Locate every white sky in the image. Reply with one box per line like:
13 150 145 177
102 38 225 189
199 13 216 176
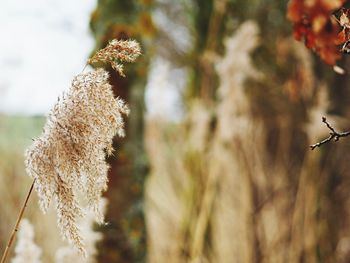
0 0 96 115
145 56 185 122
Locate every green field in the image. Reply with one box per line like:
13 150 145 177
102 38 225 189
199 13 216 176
0 115 45 151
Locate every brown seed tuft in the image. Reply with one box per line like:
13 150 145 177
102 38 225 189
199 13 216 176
25 68 129 254
88 39 141 77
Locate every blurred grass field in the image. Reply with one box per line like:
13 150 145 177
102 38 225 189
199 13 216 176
0 115 45 150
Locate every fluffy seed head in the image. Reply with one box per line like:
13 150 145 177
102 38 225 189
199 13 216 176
55 198 107 263
88 39 141 77
25 68 129 254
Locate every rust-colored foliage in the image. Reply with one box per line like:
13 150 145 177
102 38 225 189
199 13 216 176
287 0 348 65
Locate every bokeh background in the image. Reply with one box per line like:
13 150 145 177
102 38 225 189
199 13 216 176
2 0 350 262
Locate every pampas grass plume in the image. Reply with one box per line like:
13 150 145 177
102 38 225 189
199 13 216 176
24 39 140 255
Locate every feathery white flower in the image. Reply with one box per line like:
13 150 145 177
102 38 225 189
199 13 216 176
25 69 129 254
55 199 107 263
25 38 140 255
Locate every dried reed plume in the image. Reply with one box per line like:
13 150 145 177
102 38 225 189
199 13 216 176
11 219 42 263
55 198 107 263
24 39 140 255
88 39 141 77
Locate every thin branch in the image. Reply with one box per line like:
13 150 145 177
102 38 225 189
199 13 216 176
310 117 350 150
0 180 35 263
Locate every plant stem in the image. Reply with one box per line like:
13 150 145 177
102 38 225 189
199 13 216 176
310 117 350 150
0 180 35 263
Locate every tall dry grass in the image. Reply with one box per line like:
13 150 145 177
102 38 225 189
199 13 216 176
144 20 350 263
1 39 141 262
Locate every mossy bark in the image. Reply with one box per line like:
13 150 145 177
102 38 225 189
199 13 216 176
90 1 155 262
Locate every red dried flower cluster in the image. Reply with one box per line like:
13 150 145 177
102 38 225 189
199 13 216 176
338 8 350 47
287 0 348 65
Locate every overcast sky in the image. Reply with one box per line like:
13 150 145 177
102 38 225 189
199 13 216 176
0 0 96 115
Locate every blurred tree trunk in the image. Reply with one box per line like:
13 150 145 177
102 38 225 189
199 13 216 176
90 1 155 262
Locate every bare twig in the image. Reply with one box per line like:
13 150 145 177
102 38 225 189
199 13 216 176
0 180 35 263
310 117 350 150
